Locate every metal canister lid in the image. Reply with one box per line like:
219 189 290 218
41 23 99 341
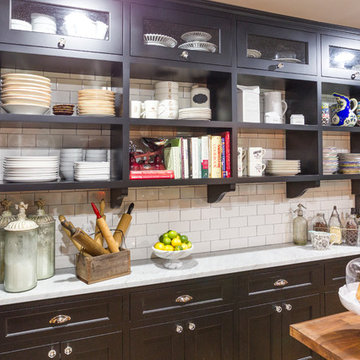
5 202 38 232
0 199 16 229
28 199 55 225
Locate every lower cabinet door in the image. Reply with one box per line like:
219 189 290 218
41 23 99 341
281 294 321 360
185 310 233 360
61 332 122 360
239 302 282 360
130 321 185 360
0 343 60 359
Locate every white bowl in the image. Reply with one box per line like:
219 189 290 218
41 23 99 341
2 103 49 115
152 245 194 269
339 283 360 315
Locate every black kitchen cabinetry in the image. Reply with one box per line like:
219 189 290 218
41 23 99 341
0 0 122 54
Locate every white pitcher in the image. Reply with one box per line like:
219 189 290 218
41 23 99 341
264 91 288 124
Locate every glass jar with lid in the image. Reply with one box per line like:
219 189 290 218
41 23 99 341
311 213 328 232
343 212 359 246
4 202 38 293
0 199 16 284
29 200 55 280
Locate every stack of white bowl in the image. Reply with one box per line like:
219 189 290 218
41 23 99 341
60 149 83 181
31 13 57 34
85 149 107 162
11 19 32 31
78 89 115 116
154 81 179 119
74 162 110 181
1 73 51 115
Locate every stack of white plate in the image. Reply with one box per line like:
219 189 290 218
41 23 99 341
11 19 32 31
60 149 83 181
3 156 59 182
323 147 339 175
85 149 107 162
179 31 217 53
1 73 51 115
78 89 115 116
74 162 110 181
31 13 57 34
154 81 179 101
178 107 211 120
266 159 301 176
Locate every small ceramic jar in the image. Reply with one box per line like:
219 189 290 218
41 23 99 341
309 230 332 250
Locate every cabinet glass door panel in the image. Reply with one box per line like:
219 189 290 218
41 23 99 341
131 3 232 66
238 22 317 75
0 0 122 54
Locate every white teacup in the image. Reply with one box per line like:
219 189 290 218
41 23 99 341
158 100 178 119
248 147 266 161
248 161 266 177
142 100 159 119
130 100 142 118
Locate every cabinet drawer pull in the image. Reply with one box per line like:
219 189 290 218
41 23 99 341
176 324 183 333
274 279 288 288
273 305 282 313
351 71 360 80
64 346 72 356
175 294 193 303
48 349 57 358
49 314 71 325
58 38 66 49
284 303 292 311
188 322 196 331
276 62 284 69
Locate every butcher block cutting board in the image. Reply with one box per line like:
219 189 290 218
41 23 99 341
290 311 360 360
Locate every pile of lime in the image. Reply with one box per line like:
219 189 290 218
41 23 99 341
154 230 192 251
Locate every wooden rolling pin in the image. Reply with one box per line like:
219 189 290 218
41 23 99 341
58 215 82 251
59 216 109 256
91 202 119 253
94 199 106 247
113 203 134 247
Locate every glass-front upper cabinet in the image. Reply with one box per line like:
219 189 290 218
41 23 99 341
130 3 232 66
322 35 360 80
0 0 122 54
237 22 317 75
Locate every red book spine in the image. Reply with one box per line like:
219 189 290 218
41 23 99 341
130 170 175 180
221 131 231 178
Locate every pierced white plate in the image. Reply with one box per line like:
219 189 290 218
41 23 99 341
144 33 177 48
4 176 58 182
181 31 212 42
247 49 262 58
178 41 217 53
272 57 302 63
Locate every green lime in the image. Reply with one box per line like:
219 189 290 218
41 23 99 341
187 241 192 248
168 230 178 239
180 235 188 243
163 237 172 246
174 245 183 251
159 234 164 242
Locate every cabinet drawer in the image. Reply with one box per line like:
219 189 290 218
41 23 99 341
0 295 123 345
130 278 233 321
238 264 323 303
324 256 357 288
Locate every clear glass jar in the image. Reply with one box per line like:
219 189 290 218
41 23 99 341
4 202 38 293
0 200 16 284
344 214 359 246
29 200 55 280
311 213 328 232
329 206 342 244
293 204 308 245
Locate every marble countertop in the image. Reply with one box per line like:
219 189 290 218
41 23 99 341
2 243 360 306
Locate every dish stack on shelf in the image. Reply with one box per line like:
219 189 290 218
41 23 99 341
179 107 211 120
60 149 83 181
323 147 339 175
3 156 59 182
179 85 211 121
1 73 51 115
53 104 74 116
144 34 177 48
338 153 360 174
266 159 301 176
11 19 32 31
77 89 115 117
247 49 262 58
85 149 107 162
31 13 57 34
179 31 217 53
74 161 110 181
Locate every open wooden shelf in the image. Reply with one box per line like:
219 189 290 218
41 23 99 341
129 118 233 128
237 123 318 131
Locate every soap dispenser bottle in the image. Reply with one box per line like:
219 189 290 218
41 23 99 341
293 204 308 245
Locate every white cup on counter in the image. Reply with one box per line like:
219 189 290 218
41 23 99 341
158 99 178 119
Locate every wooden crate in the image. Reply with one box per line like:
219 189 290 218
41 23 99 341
76 249 131 284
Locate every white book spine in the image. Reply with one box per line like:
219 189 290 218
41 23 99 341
183 139 189 179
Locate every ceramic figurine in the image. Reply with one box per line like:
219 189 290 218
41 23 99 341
331 93 358 127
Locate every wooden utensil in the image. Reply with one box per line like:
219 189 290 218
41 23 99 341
58 215 82 251
91 202 119 253
94 199 106 247
113 203 134 247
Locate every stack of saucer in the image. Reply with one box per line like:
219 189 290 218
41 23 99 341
85 149 107 162
74 162 110 181
60 149 83 180
323 147 339 175
78 89 115 116
53 104 74 116
11 19 32 31
266 159 301 176
338 153 360 174
178 107 211 120
31 13 57 34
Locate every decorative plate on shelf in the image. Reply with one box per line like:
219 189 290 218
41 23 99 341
144 33 177 48
271 57 302 63
181 31 212 42
178 41 217 53
247 49 262 58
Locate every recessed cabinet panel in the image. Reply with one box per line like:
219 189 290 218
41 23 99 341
237 22 317 75
322 35 360 80
130 3 232 66
0 343 60 359
0 0 122 54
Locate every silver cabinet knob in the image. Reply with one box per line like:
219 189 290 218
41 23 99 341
276 62 284 69
176 324 183 333
180 51 189 60
48 349 57 359
64 346 72 356
284 303 292 311
188 322 196 331
351 71 360 80
58 38 66 49
175 294 193 303
273 305 282 313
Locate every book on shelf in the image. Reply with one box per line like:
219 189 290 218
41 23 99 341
200 135 209 178
210 135 222 178
130 170 175 180
221 131 231 178
164 138 182 179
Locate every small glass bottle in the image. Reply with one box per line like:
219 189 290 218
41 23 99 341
329 206 342 244
0 200 16 284
29 200 55 280
344 212 359 246
311 213 328 232
293 204 308 245
4 202 39 293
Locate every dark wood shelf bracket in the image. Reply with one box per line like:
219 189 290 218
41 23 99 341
351 180 360 212
207 183 236 203
110 188 128 208
286 181 320 198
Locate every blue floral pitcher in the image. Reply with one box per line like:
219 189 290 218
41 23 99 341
331 93 358 127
